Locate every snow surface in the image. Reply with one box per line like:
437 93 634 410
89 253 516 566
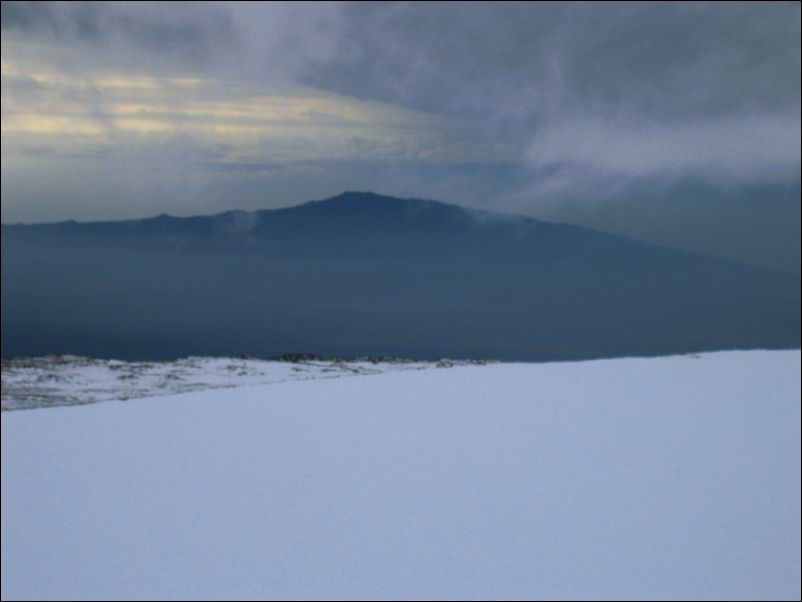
2 350 800 601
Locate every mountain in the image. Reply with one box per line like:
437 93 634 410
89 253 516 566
2 191 799 360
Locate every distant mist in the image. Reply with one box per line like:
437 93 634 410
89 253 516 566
3 193 799 361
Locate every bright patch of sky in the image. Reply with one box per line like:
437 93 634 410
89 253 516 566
1 53 515 168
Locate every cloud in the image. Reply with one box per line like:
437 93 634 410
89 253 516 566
1 1 238 70
311 3 800 116
526 111 802 181
302 2 800 184
0 1 345 88
0 62 511 166
5 2 798 178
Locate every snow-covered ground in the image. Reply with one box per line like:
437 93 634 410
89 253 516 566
2 350 800 600
1 355 473 411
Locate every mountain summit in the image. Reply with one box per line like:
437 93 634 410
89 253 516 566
2 192 799 360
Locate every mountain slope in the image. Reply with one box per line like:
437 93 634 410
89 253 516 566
2 192 799 360
3 351 800 600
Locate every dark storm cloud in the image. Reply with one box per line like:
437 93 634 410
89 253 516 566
306 3 799 120
299 2 800 180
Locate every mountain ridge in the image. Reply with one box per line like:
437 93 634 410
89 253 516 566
2 190 530 226
0 191 771 271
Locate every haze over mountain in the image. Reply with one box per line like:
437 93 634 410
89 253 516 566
2 192 799 361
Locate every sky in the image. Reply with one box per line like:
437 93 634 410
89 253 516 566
1 1 800 271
